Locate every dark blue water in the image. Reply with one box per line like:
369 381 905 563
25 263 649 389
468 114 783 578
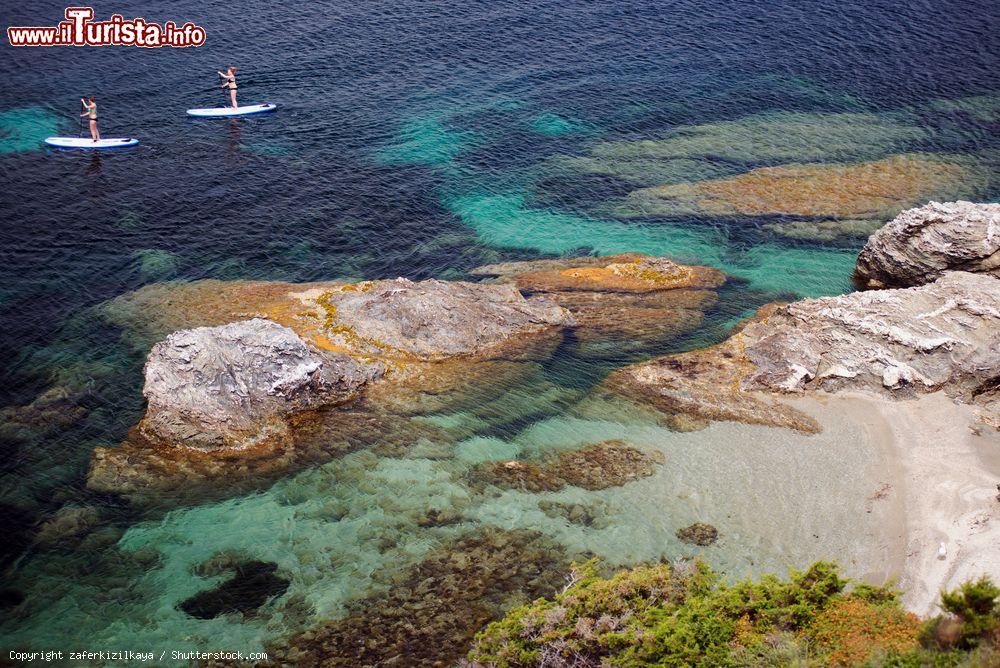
1 0 998 660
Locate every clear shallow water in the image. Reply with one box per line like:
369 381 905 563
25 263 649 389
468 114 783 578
1 0 998 661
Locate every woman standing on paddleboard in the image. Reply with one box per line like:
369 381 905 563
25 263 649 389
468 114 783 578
218 67 238 108
80 96 99 142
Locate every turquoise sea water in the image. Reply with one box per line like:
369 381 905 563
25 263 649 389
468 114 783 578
1 0 999 662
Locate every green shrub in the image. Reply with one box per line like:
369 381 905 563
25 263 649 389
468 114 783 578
920 576 1000 652
466 563 1000 668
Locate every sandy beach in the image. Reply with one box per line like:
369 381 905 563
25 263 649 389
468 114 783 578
815 392 1000 615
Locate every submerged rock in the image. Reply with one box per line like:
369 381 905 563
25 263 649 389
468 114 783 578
855 201 1000 289
508 254 722 294
607 272 1000 430
473 254 725 350
274 529 570 667
179 560 289 619
33 505 101 548
617 154 977 219
550 111 931 187
87 402 453 507
0 385 88 438
538 500 611 529
676 522 719 546
472 440 664 492
764 218 885 243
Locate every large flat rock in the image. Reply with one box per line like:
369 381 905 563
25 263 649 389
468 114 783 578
607 272 1000 431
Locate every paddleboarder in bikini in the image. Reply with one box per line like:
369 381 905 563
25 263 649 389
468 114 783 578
80 96 100 141
218 67 238 108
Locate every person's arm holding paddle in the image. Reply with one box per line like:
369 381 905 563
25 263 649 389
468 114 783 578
79 97 99 141
218 67 238 108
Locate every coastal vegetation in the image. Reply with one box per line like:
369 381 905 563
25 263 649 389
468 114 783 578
466 561 1000 667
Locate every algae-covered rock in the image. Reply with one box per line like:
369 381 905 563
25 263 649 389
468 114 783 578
32 506 101 548
473 254 725 350
472 440 664 492
0 385 88 438
855 201 1000 289
179 560 289 619
676 522 719 546
538 500 611 528
764 218 885 242
276 529 570 667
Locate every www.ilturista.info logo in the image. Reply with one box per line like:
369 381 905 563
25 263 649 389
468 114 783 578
7 7 206 47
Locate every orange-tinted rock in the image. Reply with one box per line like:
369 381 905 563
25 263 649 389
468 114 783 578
512 254 724 293
474 254 726 349
91 277 571 506
620 155 974 219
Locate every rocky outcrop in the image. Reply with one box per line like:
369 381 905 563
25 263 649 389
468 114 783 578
607 272 1000 431
855 201 1000 289
139 319 380 452
85 257 730 505
103 277 571 362
88 277 575 504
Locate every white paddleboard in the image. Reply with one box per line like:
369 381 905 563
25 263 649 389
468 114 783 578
186 103 277 117
44 137 139 149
